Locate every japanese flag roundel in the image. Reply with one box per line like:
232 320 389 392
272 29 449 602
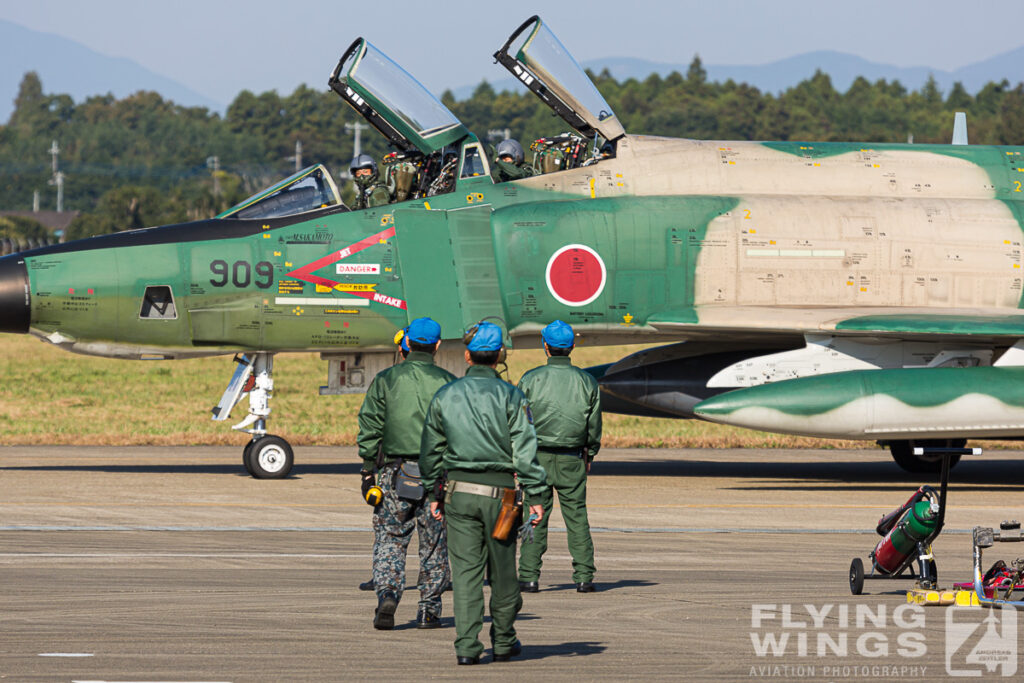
545 244 607 307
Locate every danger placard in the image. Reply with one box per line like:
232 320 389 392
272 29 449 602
336 263 380 275
545 244 607 307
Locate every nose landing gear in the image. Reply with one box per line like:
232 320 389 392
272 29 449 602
213 353 294 479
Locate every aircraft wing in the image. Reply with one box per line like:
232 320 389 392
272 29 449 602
649 306 1024 342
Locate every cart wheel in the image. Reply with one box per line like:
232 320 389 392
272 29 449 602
850 558 865 595
927 559 938 586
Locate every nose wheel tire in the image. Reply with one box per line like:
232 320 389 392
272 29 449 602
245 435 294 479
242 439 256 476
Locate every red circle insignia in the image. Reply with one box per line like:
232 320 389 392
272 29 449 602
545 244 607 307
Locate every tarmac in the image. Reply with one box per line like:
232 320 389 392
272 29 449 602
2 445 1024 681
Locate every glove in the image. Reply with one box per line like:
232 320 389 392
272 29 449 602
433 479 446 514
519 512 539 544
360 471 376 499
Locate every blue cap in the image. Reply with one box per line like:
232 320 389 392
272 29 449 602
466 321 504 352
407 317 441 345
542 320 575 348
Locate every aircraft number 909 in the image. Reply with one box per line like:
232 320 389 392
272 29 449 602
209 260 274 289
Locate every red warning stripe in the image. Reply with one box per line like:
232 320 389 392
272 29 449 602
285 226 407 310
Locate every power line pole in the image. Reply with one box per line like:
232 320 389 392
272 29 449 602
345 121 369 159
286 140 302 172
206 156 221 197
52 172 64 213
48 140 65 212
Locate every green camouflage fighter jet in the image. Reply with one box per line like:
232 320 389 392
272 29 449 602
3 16 1024 477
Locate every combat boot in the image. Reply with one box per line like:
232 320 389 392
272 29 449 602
416 608 441 629
373 591 398 630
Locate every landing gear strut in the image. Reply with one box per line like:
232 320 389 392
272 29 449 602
212 353 294 479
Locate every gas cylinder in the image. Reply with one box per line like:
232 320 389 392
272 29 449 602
872 500 939 574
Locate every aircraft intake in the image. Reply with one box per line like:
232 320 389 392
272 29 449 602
0 255 30 334
694 366 1024 441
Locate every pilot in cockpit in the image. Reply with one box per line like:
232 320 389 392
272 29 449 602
490 139 536 183
350 154 393 210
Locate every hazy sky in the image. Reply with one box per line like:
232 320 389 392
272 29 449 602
3 0 1023 102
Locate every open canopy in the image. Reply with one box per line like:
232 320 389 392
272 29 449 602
494 16 625 143
216 164 342 220
329 39 468 155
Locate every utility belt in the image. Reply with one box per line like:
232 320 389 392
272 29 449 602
541 446 586 458
381 455 418 469
444 480 510 502
444 480 523 541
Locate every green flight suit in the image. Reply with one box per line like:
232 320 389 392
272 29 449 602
516 355 602 584
420 365 547 659
357 351 456 613
490 158 536 183
357 351 456 468
353 180 391 210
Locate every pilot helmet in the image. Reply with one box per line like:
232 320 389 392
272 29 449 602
495 139 525 167
350 154 378 184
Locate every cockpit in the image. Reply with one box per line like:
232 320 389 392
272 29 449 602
217 16 623 220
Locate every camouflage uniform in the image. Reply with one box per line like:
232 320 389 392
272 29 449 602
372 464 449 614
358 348 456 621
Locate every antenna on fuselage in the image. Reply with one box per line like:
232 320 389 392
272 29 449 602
951 112 969 145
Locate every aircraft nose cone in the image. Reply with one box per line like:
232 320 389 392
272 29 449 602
0 255 30 334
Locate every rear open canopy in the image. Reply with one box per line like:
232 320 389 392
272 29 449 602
494 16 625 143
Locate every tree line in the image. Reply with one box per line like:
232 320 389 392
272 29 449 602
2 58 1024 241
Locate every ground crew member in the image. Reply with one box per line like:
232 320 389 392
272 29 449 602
357 317 455 630
420 321 547 665
350 154 391 210
517 320 601 593
358 331 411 593
490 139 535 183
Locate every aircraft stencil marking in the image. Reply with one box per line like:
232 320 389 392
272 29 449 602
286 227 407 310
336 264 380 275
545 244 607 306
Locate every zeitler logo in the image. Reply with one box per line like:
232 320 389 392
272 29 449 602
945 605 1017 677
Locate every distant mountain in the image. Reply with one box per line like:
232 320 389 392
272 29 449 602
590 50 1024 95
0 20 224 124
454 48 1024 100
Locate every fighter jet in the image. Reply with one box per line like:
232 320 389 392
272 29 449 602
2 15 1023 477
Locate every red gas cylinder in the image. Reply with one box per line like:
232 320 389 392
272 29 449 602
872 499 940 574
